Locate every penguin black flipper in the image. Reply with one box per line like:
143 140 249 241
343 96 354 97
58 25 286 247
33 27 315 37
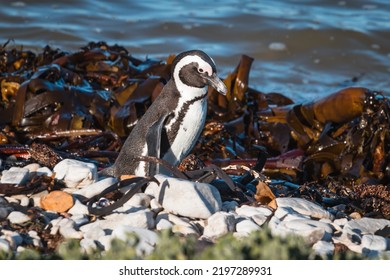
146 112 171 176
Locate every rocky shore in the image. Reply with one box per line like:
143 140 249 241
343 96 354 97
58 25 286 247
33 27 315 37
0 158 389 259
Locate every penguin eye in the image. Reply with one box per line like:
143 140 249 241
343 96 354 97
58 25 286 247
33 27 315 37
198 68 204 73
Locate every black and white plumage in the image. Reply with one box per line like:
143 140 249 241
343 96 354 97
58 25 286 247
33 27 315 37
101 50 227 177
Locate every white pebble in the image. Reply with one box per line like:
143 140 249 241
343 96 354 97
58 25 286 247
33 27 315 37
73 177 117 199
1 167 29 185
7 211 30 224
54 159 97 188
203 211 235 239
235 218 261 235
146 174 222 219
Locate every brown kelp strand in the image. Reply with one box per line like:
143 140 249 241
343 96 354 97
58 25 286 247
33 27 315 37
0 41 389 219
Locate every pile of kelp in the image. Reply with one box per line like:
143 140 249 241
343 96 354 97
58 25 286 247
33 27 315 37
0 41 389 219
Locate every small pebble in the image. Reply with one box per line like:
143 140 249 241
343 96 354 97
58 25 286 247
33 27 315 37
54 159 97 188
7 211 31 224
1 167 29 185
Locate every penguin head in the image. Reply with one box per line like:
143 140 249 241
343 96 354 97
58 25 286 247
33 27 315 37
171 50 227 95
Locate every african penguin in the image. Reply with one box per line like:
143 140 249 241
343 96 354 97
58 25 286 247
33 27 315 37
101 50 227 177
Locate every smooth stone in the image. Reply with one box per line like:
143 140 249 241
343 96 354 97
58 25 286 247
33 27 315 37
68 199 89 216
84 226 106 240
312 240 334 256
80 238 97 254
1 167 29 185
203 211 236 239
251 214 268 226
0 198 12 219
271 218 329 244
99 209 155 230
50 217 63 235
24 163 40 172
235 218 261 235
274 205 311 221
111 226 158 256
7 211 30 224
145 174 222 219
236 205 273 217
172 224 200 236
40 190 74 212
20 196 30 207
343 217 390 237
222 201 239 212
97 235 114 251
58 218 83 239
156 219 173 231
53 159 97 188
70 214 89 227
333 218 348 227
361 235 389 252
123 193 151 208
36 167 53 177
72 177 117 199
276 197 334 220
0 238 10 252
156 212 191 227
27 230 43 248
31 191 48 207
150 198 163 213
2 230 23 248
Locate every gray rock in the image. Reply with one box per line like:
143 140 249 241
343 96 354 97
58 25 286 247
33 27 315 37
146 174 222 219
20 196 30 207
104 209 155 229
68 199 89 216
54 159 97 188
150 198 163 213
313 241 334 256
172 224 200 236
80 238 97 254
0 238 11 252
1 230 23 249
30 191 48 207
36 167 53 177
84 226 106 240
123 193 151 208
1 167 29 185
70 214 89 227
343 217 390 236
222 201 239 212
361 235 389 252
271 218 332 243
111 226 158 256
73 177 117 199
276 197 334 220
58 218 84 239
7 211 31 224
97 235 114 251
235 218 261 235
156 218 173 231
27 230 43 248
203 211 235 239
236 205 273 217
0 197 12 219
24 163 40 172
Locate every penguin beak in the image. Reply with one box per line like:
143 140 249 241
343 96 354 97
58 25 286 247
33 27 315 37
204 73 227 95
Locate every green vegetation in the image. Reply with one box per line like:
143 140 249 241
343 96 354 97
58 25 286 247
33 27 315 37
0 228 366 260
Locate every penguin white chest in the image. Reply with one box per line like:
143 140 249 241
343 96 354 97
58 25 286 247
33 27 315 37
164 98 207 165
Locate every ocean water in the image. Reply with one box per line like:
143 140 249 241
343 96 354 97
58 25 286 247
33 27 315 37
0 0 389 101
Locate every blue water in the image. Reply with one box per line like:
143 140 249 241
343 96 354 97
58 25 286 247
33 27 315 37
0 0 389 101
